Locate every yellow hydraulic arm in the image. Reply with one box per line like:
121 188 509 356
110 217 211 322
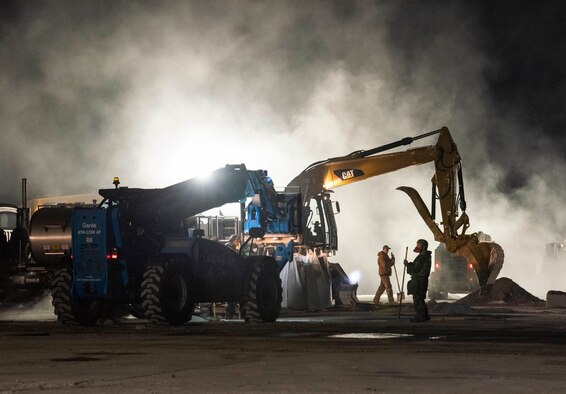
287 127 504 293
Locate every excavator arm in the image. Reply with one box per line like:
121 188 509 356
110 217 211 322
288 127 503 293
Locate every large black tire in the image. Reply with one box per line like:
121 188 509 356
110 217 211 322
241 256 282 323
140 261 194 325
51 268 103 326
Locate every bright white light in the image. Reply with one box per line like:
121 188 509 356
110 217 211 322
349 270 362 284
201 203 241 217
195 169 214 182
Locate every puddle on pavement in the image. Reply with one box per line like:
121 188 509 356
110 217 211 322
277 318 325 323
329 333 414 339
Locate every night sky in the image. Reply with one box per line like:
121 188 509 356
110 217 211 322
1 1 565 296
480 1 566 189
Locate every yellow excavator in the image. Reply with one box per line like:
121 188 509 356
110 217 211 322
287 127 504 294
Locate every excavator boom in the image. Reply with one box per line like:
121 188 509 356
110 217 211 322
288 129 443 201
289 146 437 201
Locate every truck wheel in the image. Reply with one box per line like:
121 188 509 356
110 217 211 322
141 262 194 325
241 256 282 323
51 268 103 326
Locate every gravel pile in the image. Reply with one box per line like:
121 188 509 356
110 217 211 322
456 277 545 306
427 300 475 315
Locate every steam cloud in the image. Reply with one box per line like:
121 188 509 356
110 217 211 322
1 1 564 298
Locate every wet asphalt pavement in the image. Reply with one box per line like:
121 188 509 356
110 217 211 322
1 298 565 393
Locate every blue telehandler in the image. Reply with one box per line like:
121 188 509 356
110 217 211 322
29 165 289 325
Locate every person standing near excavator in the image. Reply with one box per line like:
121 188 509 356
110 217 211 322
404 239 432 322
373 245 396 305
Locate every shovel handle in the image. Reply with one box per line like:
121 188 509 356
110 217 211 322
400 246 408 291
398 246 409 320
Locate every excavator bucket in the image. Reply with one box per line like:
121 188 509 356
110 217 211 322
455 241 505 294
397 186 505 294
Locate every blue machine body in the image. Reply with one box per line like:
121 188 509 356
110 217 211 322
71 207 127 300
242 171 301 272
71 208 108 299
243 170 300 236
274 241 295 271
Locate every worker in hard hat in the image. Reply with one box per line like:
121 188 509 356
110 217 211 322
224 234 241 319
373 245 396 305
404 239 432 322
226 234 240 250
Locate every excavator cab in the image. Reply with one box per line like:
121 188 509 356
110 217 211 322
302 194 338 250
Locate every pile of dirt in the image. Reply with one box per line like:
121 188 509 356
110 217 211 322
427 300 475 315
456 277 545 306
